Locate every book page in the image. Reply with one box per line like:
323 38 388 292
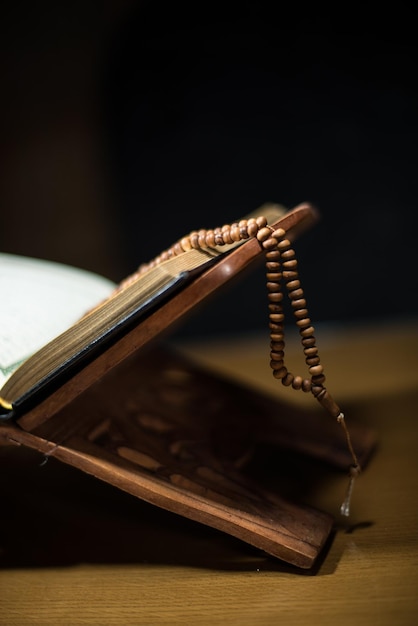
0 254 115 387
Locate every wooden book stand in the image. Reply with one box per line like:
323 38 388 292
0 203 376 568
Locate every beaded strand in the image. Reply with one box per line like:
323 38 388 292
138 216 329 399
138 215 360 515
138 216 332 404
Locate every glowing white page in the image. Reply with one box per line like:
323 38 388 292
0 253 115 387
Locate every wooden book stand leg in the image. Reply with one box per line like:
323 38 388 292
0 346 376 569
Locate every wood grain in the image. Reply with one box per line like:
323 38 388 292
2 346 344 569
1 319 417 625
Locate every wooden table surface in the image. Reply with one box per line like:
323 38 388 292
1 318 417 625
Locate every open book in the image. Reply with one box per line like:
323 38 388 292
0 203 375 568
0 202 315 422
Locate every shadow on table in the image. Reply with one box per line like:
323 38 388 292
0 404 374 577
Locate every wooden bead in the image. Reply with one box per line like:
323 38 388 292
292 375 303 390
247 219 258 237
302 379 312 392
304 346 318 357
262 237 279 250
268 292 284 302
296 318 311 328
294 308 309 319
282 259 298 270
269 313 285 323
180 236 192 251
211 228 223 245
221 225 233 245
269 322 283 331
311 385 324 398
272 228 286 240
205 230 216 247
277 238 291 251
286 279 300 291
265 250 281 261
268 303 283 312
289 288 304 300
302 336 316 347
282 372 294 386
281 249 295 260
291 298 307 309
230 223 241 242
272 366 287 379
283 270 298 281
309 364 324 377
306 356 320 366
256 216 268 228
270 350 284 361
198 230 208 247
266 272 282 282
239 220 249 238
312 373 326 385
300 326 315 338
266 281 281 292
270 333 285 342
266 261 281 271
173 242 184 255
270 341 285 351
257 227 273 242
189 232 199 248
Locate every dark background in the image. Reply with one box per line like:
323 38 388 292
1 1 417 338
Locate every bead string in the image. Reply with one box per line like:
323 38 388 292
138 215 360 516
